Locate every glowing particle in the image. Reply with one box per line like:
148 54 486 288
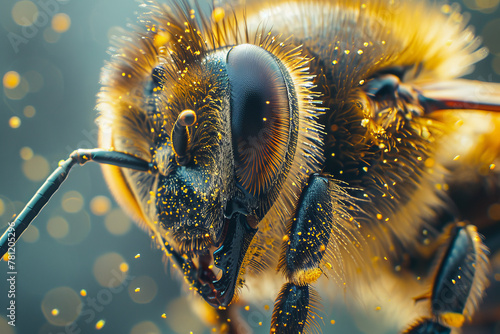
344 50 350 54
51 309 59 316
9 116 21 129
453 155 460 161
332 60 338 65
2 253 9 262
259 322 262 326
52 13 71 33
135 287 141 292
3 71 20 89
244 305 250 311
95 319 105 330
330 320 336 325
490 164 496 170
264 305 270 311
80 289 87 297
375 306 381 311
357 49 363 55
282 235 289 242
135 253 141 259
119 262 129 272
161 313 167 318
212 7 225 22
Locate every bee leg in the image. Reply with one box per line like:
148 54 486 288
403 224 489 334
271 174 339 333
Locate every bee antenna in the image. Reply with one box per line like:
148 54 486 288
171 109 197 165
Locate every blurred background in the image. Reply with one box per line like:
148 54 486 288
0 1 499 333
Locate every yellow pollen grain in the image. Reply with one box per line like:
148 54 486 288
375 306 381 311
135 254 141 259
330 320 336 325
453 155 460 161
376 214 382 220
80 289 87 297
51 308 59 316
161 313 167 318
135 287 141 292
440 312 465 327
95 319 105 330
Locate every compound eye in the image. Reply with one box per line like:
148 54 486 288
227 44 290 196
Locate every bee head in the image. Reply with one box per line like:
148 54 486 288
98 3 323 306
152 43 301 255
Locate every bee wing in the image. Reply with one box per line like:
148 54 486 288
419 79 500 113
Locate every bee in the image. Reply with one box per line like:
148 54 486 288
2 0 500 333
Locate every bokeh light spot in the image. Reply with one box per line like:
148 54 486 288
80 289 87 297
55 210 91 245
4 77 29 100
90 195 111 216
0 316 15 334
130 321 161 334
482 18 500 55
47 216 69 239
52 13 71 33
93 252 127 288
20 146 33 160
43 27 60 43
3 71 20 89
12 1 38 26
62 190 84 213
9 116 21 129
21 225 39 243
128 276 157 304
41 287 82 326
165 298 205 333
493 56 500 75
23 105 36 118
24 70 44 92
22 155 50 181
104 208 132 235
488 203 500 220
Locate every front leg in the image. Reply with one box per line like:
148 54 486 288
271 174 361 333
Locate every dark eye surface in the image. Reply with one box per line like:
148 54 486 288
227 44 291 196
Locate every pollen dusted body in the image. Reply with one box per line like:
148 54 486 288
93 0 499 333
